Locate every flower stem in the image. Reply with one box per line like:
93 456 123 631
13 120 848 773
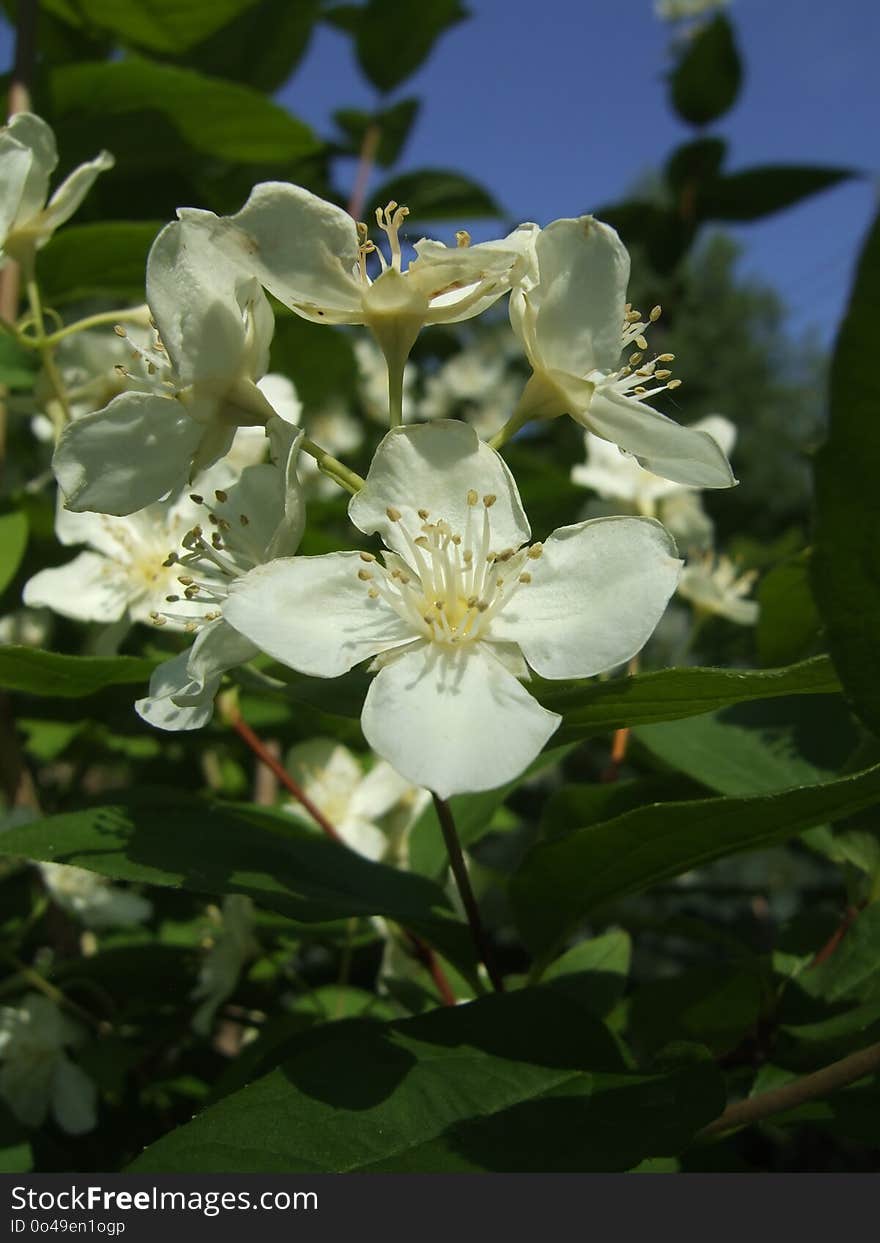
346 122 381 221
387 354 406 429
24 264 71 433
698 1040 880 1139
432 793 505 993
228 706 457 1007
488 406 530 451
42 305 150 348
298 435 365 495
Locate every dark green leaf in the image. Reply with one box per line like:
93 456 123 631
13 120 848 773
0 510 28 596
128 989 724 1172
665 137 727 193
634 695 857 796
49 59 318 165
268 314 357 409
165 0 319 94
39 0 259 53
334 97 420 168
700 166 854 222
38 222 160 304
757 553 822 667
630 966 763 1057
669 15 742 126
0 334 38 390
369 169 499 222
534 655 839 743
799 906 880 1005
355 0 467 94
0 793 474 972
511 763 880 955
540 776 703 840
0 648 154 697
543 930 632 1018
813 210 880 737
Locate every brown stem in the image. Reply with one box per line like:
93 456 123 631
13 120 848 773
599 655 640 783
810 903 863 968
346 122 381 221
432 792 505 993
229 709 456 1006
699 1041 880 1139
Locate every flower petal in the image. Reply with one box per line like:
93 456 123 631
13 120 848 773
349 421 529 556
362 644 560 798
23 551 129 623
5 113 57 225
490 516 681 679
53 393 203 515
224 553 414 677
587 388 737 488
146 220 258 386
0 131 33 244
39 150 114 239
348 760 414 823
135 650 219 733
179 182 363 320
51 1055 97 1135
527 216 629 377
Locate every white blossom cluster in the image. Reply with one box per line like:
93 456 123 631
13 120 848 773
5 113 742 802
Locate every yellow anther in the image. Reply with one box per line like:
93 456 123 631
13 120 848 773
649 305 662 321
519 572 532 584
359 551 376 562
456 230 471 248
189 493 204 505
467 489 479 506
368 588 379 599
239 514 249 526
655 369 672 380
657 353 675 362
629 352 643 365
418 508 430 519
528 543 543 559
636 335 648 351
177 575 194 586
357 569 373 581
483 494 497 508
113 324 127 337
386 506 401 522
667 378 682 390
215 489 228 503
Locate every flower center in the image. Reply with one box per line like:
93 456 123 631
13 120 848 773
356 489 543 648
599 303 682 402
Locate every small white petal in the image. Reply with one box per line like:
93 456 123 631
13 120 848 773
53 393 204 515
361 644 560 799
5 113 57 225
0 132 34 244
587 388 737 489
491 516 681 679
39 150 114 239
348 760 414 824
51 1056 97 1135
23 551 129 623
225 553 414 677
349 421 529 556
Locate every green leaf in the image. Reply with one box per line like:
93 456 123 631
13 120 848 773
37 222 160 304
540 776 703 840
49 59 318 165
268 314 357 409
334 98 420 168
543 930 632 1019
369 169 500 222
0 510 28 597
165 0 319 94
813 210 880 737
39 0 260 53
0 793 475 973
511 763 880 956
629 966 763 1057
757 553 822 667
669 15 742 126
798 906 880 1005
634 695 857 796
128 989 724 1172
700 166 854 222
354 0 467 94
534 655 839 743
0 334 38 390
0 648 154 697
665 136 727 193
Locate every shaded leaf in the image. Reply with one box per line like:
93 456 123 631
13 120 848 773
369 169 499 222
700 165 854 222
355 0 467 94
334 97 420 168
757 553 822 667
0 335 38 391
511 763 880 955
38 0 259 54
128 989 724 1172
813 210 880 737
38 222 160 304
0 510 28 596
543 930 632 1018
669 15 742 126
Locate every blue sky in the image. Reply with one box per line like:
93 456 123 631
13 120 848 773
284 0 878 345
1 0 876 344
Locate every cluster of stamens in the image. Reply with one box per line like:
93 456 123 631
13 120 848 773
357 201 411 282
112 320 176 389
355 489 543 647
149 489 262 632
607 303 681 403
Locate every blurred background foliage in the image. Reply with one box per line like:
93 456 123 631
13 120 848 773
0 0 879 1176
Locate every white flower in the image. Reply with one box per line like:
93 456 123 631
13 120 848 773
191 896 257 1036
135 417 304 731
418 328 523 439
53 219 283 516
38 862 152 929
180 184 536 422
0 994 96 1134
0 606 51 647
655 0 729 22
284 739 428 863
677 551 759 625
508 216 736 488
0 113 113 265
23 490 208 628
224 421 681 798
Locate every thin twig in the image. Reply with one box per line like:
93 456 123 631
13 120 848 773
229 708 457 1006
699 1041 880 1139
432 792 505 993
346 122 381 221
810 903 862 968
